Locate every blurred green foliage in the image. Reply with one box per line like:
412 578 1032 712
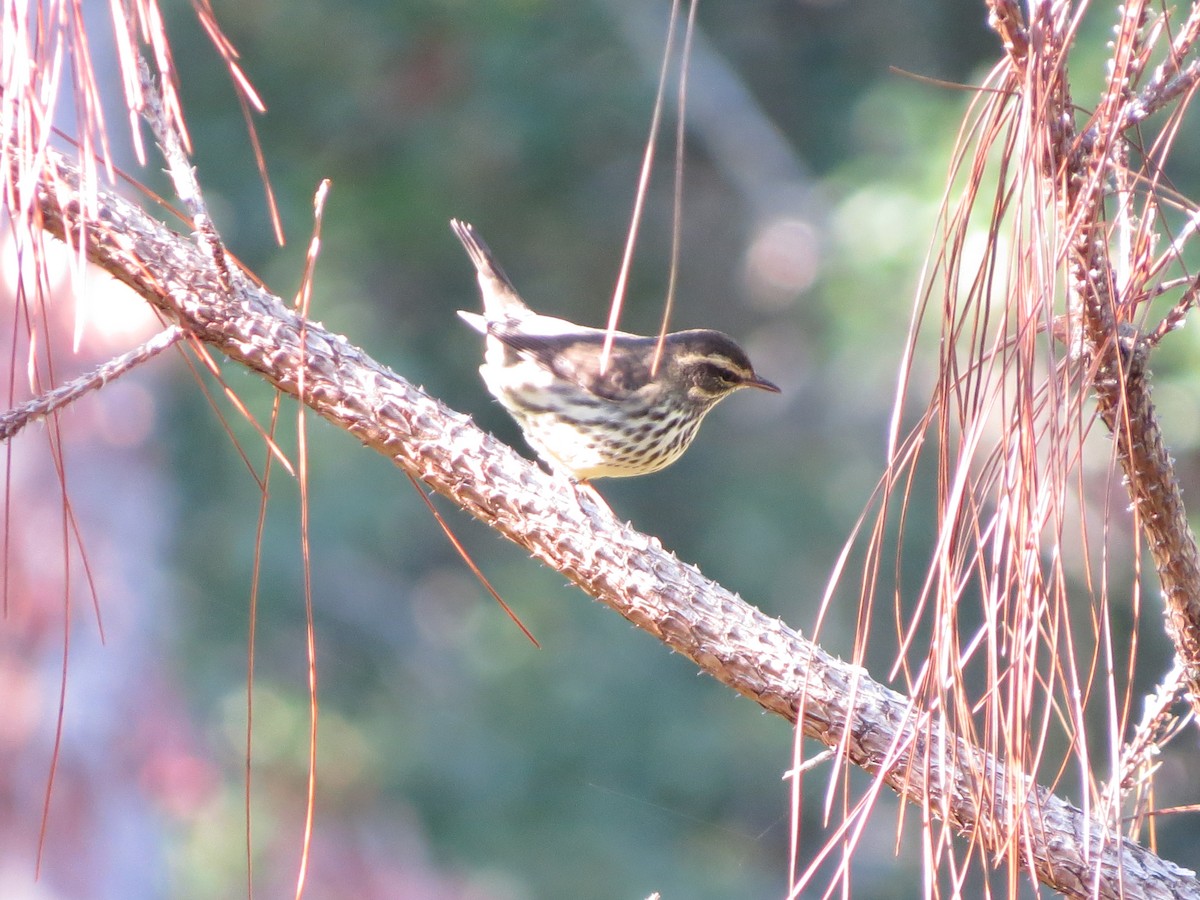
146 2 1199 898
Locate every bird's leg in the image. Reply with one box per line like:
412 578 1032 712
567 474 612 516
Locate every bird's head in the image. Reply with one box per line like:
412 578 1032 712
664 330 780 406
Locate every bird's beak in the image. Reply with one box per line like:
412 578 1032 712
745 374 781 393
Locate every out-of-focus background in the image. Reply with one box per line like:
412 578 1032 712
10 2 1194 898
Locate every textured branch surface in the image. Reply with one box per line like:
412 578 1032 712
1094 331 1200 709
19 147 1200 898
0 325 183 441
993 2 1200 712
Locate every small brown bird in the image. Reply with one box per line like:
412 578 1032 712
452 219 779 480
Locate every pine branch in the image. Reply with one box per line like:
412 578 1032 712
988 0 1200 715
15 141 1199 900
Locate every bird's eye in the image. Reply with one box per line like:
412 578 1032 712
699 362 735 384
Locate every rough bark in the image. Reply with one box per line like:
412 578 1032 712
13 143 1199 899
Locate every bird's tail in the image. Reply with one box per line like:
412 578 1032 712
450 219 530 320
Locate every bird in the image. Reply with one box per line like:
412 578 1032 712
451 218 780 480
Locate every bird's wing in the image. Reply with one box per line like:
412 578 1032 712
457 310 488 334
488 327 654 401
